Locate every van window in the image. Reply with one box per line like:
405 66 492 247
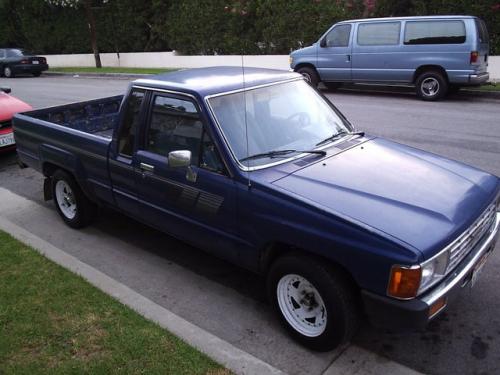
474 19 489 44
404 20 466 45
324 24 351 47
357 22 400 45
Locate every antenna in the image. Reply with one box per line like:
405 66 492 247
241 54 251 188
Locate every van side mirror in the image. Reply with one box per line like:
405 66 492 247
319 39 327 48
1 87 11 94
168 150 192 168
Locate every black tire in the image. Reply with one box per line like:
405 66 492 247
52 169 96 228
3 66 14 78
415 70 448 101
324 82 343 91
296 66 319 87
33 72 42 77
267 254 360 351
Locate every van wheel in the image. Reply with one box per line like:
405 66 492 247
415 71 448 101
296 67 319 87
267 254 360 351
52 170 96 228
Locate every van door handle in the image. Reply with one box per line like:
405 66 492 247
347 54 351 62
140 163 155 173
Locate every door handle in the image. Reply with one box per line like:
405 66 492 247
347 54 351 62
140 162 155 173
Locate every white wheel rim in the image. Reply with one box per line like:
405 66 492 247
5 67 11 77
421 77 440 96
277 274 327 337
300 72 312 83
55 180 77 220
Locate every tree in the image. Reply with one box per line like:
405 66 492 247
46 0 107 67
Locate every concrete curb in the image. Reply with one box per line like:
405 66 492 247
0 214 284 375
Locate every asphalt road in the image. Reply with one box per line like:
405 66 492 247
1 75 499 375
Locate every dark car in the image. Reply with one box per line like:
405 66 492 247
0 48 49 78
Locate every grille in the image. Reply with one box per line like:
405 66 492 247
446 203 497 272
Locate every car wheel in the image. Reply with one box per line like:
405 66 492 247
33 72 42 77
324 82 343 91
267 254 360 351
296 66 319 87
52 169 96 228
415 70 448 101
3 66 14 78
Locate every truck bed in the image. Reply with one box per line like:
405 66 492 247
26 95 123 139
13 95 124 206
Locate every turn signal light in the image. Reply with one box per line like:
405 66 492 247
387 265 421 299
428 297 447 318
470 51 479 64
20 60 29 64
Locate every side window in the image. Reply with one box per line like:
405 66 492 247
324 24 351 47
357 22 401 45
0 50 5 59
118 89 145 157
200 131 225 174
404 21 466 45
146 95 203 165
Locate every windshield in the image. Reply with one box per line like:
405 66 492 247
208 80 350 168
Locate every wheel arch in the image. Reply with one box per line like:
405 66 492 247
294 62 318 73
413 65 448 83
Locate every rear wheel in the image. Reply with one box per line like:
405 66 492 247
296 66 319 87
3 66 14 78
415 70 448 101
267 254 360 351
52 170 96 228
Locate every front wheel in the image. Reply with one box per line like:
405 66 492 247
52 170 96 228
267 254 360 351
415 71 448 101
296 66 319 87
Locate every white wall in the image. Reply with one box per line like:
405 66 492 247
46 52 290 71
45 51 500 80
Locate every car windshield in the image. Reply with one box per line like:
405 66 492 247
208 80 350 168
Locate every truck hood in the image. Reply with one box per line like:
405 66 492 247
291 44 316 57
273 137 499 257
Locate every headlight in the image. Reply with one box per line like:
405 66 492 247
388 250 450 299
418 250 449 294
289 56 293 66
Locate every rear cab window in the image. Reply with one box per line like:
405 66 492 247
357 22 401 45
404 20 466 45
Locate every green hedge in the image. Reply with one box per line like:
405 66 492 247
1 0 499 56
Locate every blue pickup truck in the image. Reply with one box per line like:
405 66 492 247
13 67 500 351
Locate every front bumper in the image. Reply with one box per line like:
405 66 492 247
363 211 500 330
468 72 489 85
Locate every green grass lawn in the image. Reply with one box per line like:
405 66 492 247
0 230 227 375
463 83 500 92
49 67 178 75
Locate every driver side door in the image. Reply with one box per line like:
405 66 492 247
134 91 240 262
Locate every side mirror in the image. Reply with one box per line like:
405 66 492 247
168 150 192 168
1 87 11 94
319 39 327 48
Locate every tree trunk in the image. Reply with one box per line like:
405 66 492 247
84 0 101 68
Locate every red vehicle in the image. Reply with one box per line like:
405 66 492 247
0 87 32 152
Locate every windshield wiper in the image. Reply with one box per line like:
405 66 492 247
315 130 364 147
239 149 326 162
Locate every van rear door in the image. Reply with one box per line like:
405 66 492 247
473 18 489 74
316 23 352 82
